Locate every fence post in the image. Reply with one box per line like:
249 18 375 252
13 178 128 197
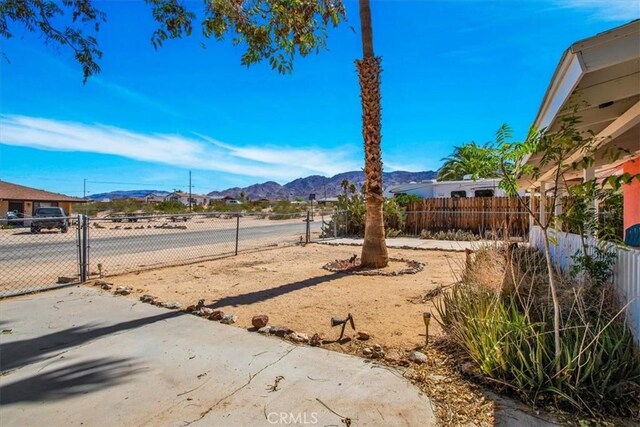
77 214 83 281
333 210 337 238
235 214 240 256
81 215 89 282
306 210 311 244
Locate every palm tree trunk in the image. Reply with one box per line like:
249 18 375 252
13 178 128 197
357 0 388 268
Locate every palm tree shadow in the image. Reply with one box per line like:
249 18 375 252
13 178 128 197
0 357 141 405
0 311 182 372
207 272 345 309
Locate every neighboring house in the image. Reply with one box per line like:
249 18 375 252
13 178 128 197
165 192 210 206
0 180 87 217
226 199 242 205
521 20 640 342
145 193 167 204
387 178 517 199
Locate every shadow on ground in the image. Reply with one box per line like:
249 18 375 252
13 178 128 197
0 311 182 372
208 272 345 309
1 357 142 405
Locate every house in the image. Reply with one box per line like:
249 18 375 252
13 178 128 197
144 193 167 204
521 20 640 342
165 191 210 206
0 180 87 217
387 178 516 199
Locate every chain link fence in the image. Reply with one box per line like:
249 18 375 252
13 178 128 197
1 212 324 297
1 208 530 297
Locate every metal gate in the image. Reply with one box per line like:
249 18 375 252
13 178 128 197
0 215 85 297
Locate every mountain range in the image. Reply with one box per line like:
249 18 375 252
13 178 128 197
206 170 437 200
88 171 437 201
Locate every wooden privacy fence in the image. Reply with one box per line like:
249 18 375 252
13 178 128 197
401 197 531 237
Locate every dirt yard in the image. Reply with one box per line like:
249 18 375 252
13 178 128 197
105 244 464 350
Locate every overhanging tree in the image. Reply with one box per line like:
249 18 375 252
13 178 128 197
2 0 389 267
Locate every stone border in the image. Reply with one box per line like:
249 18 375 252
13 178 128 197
322 257 425 276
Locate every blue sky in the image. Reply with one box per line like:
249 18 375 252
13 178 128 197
1 0 638 197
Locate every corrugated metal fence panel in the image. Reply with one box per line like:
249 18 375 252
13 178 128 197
530 225 640 345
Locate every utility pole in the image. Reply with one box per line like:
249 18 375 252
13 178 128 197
189 170 192 212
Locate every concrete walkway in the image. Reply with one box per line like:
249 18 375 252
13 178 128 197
318 237 491 251
0 287 435 426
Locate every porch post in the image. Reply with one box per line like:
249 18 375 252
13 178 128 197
528 188 536 231
554 182 565 231
583 166 598 237
539 182 548 227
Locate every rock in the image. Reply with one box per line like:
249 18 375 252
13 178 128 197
373 344 382 352
220 314 237 324
101 283 113 290
251 315 269 329
140 294 158 304
114 286 131 295
197 307 214 316
271 326 293 337
288 332 309 343
196 299 206 309
460 362 477 376
95 280 113 287
57 276 78 284
409 351 428 364
309 333 322 347
257 326 272 334
363 348 373 356
356 331 370 340
209 310 224 321
161 301 181 309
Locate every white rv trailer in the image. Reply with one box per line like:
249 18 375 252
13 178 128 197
386 177 518 199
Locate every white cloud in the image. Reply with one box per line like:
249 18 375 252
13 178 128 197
0 115 361 181
555 0 640 21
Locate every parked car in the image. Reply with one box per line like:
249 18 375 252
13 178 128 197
31 207 69 233
5 210 28 226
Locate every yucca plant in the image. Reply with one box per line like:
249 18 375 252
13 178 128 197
436 246 640 417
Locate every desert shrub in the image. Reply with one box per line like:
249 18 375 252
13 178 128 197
155 200 187 214
394 193 422 207
435 245 640 417
321 180 404 237
420 229 481 241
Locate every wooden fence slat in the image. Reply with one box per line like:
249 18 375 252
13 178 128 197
404 196 530 237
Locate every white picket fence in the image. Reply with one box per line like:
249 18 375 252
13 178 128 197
530 226 640 344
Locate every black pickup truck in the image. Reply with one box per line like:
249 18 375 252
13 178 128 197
31 207 69 233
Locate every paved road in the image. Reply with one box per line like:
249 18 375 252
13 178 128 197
0 287 436 426
1 221 323 263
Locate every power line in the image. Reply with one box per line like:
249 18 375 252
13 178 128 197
86 180 202 188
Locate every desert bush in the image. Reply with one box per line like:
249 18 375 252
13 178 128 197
321 180 404 237
394 193 422 207
420 229 481 241
154 200 188 214
436 245 640 417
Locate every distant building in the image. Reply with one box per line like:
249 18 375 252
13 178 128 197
0 180 87 216
144 193 167 204
387 178 521 199
165 191 210 206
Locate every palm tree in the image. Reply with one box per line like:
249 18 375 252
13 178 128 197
437 141 501 181
357 0 388 268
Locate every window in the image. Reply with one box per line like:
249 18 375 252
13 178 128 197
474 189 494 197
451 191 466 198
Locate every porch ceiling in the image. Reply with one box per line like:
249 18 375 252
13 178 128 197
520 20 640 189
